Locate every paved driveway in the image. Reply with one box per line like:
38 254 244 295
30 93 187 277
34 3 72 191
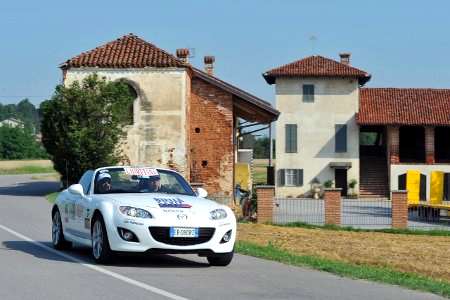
0 175 444 300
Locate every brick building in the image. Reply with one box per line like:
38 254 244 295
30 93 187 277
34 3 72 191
61 34 279 200
264 54 450 200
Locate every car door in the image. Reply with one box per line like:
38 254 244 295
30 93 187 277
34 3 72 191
73 170 94 240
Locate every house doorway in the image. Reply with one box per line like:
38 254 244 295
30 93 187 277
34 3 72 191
335 169 347 196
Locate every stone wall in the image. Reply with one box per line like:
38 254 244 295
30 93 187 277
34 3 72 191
64 68 189 175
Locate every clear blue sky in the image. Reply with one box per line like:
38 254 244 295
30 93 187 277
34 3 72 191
1 0 450 106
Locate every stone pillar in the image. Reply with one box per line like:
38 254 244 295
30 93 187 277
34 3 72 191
425 126 435 164
391 190 408 229
256 186 275 224
324 188 342 225
388 126 400 164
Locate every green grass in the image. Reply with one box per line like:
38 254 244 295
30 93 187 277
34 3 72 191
236 240 450 298
0 165 56 175
46 192 59 204
271 221 450 237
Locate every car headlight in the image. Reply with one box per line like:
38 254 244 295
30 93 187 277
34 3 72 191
210 208 227 220
119 206 153 219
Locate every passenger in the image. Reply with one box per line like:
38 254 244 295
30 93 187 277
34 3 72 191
96 172 112 194
139 175 161 192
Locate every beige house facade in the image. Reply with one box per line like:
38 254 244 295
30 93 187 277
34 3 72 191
274 76 361 197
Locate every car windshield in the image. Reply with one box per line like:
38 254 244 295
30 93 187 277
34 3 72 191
93 167 195 196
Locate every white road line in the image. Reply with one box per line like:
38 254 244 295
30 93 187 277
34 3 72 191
0 223 189 300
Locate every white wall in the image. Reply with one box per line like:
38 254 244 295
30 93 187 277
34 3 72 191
64 68 189 175
275 77 360 197
390 164 450 200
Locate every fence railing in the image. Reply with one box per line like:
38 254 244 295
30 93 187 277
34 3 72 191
258 186 450 231
341 198 391 229
408 204 450 230
273 198 324 225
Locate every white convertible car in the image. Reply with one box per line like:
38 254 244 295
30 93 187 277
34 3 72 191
51 166 236 266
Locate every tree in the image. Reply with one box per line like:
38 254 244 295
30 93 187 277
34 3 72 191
40 74 134 186
0 126 47 159
252 137 269 158
0 99 40 132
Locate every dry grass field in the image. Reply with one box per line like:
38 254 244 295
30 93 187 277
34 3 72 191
0 160 55 174
238 223 450 282
0 160 53 169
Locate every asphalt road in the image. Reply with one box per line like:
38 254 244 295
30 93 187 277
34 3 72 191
0 174 444 300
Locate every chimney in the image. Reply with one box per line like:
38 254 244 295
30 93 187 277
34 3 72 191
339 52 351 65
204 56 215 76
176 48 190 63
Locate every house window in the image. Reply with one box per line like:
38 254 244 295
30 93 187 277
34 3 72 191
277 169 303 186
285 124 297 153
303 84 315 102
335 124 347 152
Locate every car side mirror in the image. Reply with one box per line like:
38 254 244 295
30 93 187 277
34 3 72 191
196 187 208 198
68 184 84 196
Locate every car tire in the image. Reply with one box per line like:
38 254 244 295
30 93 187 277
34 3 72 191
207 251 234 266
51 209 72 250
91 214 113 264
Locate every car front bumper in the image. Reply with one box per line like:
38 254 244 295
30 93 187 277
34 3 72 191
105 214 236 254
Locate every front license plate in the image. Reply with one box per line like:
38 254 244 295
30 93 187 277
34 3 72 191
170 227 199 238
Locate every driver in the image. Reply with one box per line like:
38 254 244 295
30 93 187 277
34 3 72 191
139 175 161 192
96 172 112 194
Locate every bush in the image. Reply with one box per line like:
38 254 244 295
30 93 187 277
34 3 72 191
40 74 134 186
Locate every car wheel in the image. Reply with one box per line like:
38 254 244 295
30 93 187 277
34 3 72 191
207 251 234 266
52 209 72 250
91 215 113 264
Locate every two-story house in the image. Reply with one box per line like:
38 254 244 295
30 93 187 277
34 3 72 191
264 54 369 197
265 54 450 200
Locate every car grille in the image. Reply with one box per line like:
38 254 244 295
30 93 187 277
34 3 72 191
149 227 215 246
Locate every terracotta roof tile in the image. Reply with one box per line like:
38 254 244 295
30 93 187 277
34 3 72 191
61 33 186 69
263 55 370 85
358 88 450 126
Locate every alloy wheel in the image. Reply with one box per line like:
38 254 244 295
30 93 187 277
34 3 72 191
52 211 61 245
92 220 103 259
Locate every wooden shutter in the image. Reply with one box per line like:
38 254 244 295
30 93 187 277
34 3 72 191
277 169 285 186
295 169 303 186
335 124 347 152
285 124 297 153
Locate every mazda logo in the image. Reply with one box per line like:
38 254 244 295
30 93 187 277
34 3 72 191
177 214 188 220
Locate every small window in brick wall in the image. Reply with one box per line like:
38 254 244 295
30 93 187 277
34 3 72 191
277 169 303 186
195 128 201 133
201 160 208 167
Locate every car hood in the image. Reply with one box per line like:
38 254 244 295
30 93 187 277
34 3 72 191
95 193 223 213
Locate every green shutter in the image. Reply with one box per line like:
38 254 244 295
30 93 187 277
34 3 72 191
277 169 285 186
303 85 315 102
285 124 297 153
335 124 347 152
295 169 303 186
